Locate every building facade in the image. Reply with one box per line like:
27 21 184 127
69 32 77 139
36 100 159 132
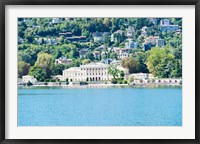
125 38 138 49
129 73 154 80
55 57 72 65
160 19 179 32
22 75 37 83
61 63 111 82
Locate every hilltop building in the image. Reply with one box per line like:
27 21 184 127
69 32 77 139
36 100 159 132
156 39 165 47
79 49 90 59
93 51 101 59
111 30 124 42
160 19 179 32
93 32 109 43
55 57 72 65
141 26 148 37
125 38 138 49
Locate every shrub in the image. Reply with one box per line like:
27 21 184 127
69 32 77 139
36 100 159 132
123 80 128 84
119 81 123 84
44 82 48 85
40 77 45 82
118 79 123 84
111 78 117 84
50 79 56 82
128 76 134 84
27 81 32 86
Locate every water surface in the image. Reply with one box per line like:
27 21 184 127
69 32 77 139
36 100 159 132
18 86 182 126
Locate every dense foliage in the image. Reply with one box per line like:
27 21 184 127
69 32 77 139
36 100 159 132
18 18 182 80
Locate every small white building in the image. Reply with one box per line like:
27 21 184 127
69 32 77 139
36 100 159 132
129 73 154 80
160 19 170 26
22 75 37 83
119 52 129 59
55 57 72 65
145 36 159 45
93 51 101 59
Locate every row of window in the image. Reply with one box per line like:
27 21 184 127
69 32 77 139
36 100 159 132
70 77 108 81
64 72 107 76
80 68 107 71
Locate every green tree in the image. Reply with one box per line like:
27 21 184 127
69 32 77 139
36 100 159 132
108 65 120 80
134 52 149 73
34 52 54 79
110 52 118 60
18 61 30 78
121 57 140 74
27 80 33 86
52 64 65 75
146 47 176 78
86 53 95 61
29 66 48 81
120 70 125 78
18 52 33 65
128 76 134 84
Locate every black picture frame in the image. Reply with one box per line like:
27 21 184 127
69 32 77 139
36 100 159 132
0 0 199 143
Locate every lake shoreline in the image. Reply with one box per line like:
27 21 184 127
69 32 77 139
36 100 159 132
18 83 182 88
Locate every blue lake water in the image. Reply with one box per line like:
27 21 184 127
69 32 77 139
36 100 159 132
18 86 182 126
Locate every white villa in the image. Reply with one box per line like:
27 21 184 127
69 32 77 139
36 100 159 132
59 63 111 82
129 73 154 80
22 75 37 83
55 57 72 65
